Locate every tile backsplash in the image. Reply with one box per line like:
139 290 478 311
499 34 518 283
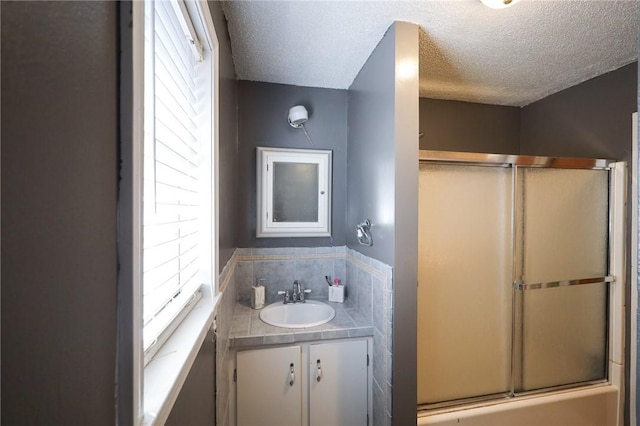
235 246 347 305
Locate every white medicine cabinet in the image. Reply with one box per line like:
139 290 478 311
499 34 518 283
257 147 332 238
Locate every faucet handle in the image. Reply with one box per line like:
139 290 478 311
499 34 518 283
300 288 312 303
277 290 290 303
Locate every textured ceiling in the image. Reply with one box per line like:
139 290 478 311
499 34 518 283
222 0 638 106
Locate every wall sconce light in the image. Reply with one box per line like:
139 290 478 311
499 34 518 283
288 105 314 145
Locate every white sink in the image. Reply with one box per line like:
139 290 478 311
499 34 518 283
259 300 336 328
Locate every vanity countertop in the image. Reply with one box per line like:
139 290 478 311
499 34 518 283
229 300 373 348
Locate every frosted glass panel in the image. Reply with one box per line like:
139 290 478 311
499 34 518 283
518 168 608 283
519 168 608 391
417 163 512 405
520 284 607 390
272 162 319 222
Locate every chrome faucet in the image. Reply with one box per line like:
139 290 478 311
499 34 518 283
278 280 311 304
292 280 302 300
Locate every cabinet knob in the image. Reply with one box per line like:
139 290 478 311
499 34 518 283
289 363 295 386
316 359 323 382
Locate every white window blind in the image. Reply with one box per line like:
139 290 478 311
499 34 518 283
143 0 208 356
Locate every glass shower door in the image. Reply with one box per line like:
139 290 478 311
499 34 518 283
417 163 513 405
515 168 609 392
417 155 613 409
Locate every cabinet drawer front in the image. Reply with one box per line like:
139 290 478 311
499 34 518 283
237 346 302 426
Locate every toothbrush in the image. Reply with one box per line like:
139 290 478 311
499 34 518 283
325 276 333 286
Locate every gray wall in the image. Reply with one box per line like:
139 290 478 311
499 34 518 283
390 22 419 426
213 0 240 270
166 331 217 426
420 63 637 160
419 98 521 154
347 27 397 266
2 2 118 424
237 81 348 248
347 21 419 426
521 62 637 160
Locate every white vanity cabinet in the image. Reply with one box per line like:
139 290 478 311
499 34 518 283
235 339 371 426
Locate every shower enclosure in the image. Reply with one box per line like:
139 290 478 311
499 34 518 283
417 150 625 410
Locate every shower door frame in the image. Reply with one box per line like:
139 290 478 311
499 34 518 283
417 150 626 413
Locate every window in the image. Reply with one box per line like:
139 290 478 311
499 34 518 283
122 0 218 423
143 0 216 363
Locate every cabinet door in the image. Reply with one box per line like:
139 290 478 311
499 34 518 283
309 340 368 426
237 346 302 426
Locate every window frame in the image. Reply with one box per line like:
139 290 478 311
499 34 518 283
129 0 220 424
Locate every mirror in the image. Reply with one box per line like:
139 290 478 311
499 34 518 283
256 147 332 238
273 162 319 223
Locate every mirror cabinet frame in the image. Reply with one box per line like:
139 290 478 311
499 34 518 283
256 147 332 238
